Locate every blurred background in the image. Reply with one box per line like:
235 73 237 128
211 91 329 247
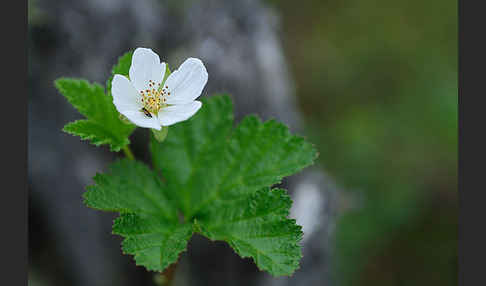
28 0 457 286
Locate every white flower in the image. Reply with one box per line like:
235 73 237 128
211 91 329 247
112 47 208 130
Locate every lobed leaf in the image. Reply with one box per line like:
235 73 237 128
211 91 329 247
151 94 316 275
84 159 176 219
113 213 192 271
85 95 317 276
56 51 136 151
197 188 303 276
84 159 189 271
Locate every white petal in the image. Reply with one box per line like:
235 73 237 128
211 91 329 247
164 58 208 105
158 101 202 126
129 48 166 92
112 74 141 113
123 110 161 130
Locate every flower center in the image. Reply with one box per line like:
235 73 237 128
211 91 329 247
139 80 171 115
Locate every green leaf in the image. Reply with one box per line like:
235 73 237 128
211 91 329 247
152 95 317 219
63 120 128 148
57 51 136 151
85 95 317 276
113 213 193 271
84 159 190 270
56 77 135 151
197 188 303 276
84 159 176 217
153 94 316 275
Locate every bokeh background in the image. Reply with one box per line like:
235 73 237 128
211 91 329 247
28 0 457 286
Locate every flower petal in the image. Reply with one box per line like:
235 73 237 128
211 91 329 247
123 110 161 130
129 47 166 92
158 101 202 126
112 74 142 113
164 58 208 105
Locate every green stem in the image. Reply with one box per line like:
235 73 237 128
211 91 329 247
122 145 135 160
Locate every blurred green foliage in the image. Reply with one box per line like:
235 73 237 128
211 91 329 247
268 0 457 285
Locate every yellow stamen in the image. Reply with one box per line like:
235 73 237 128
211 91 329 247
140 81 170 116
